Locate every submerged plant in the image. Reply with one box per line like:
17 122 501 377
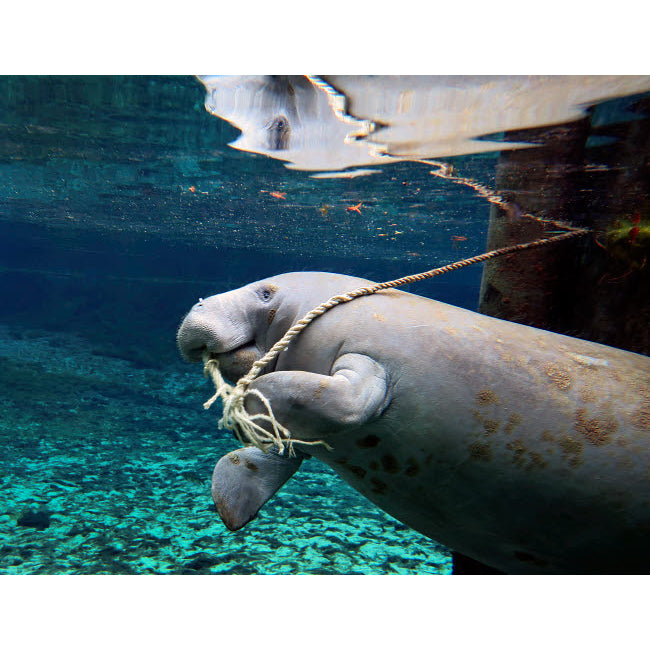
597 212 649 271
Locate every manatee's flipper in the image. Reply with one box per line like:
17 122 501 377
211 446 305 531
245 353 391 436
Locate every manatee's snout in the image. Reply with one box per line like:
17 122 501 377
176 303 221 362
176 297 262 382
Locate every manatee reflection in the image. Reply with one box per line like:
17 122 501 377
198 75 650 172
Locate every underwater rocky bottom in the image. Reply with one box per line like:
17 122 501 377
0 325 452 575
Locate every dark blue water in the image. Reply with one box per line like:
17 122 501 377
1 76 648 575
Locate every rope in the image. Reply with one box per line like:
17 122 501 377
203 226 588 456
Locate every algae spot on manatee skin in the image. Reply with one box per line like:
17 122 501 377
543 362 572 391
579 386 597 403
476 389 500 406
559 435 583 456
558 435 584 467
468 441 493 461
541 430 555 443
471 409 500 438
228 452 240 465
313 378 329 400
504 412 522 435
526 451 548 471
505 439 526 465
631 398 650 431
574 407 618 446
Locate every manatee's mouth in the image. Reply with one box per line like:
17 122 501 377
205 342 262 383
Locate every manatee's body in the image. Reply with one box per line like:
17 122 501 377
177 272 650 573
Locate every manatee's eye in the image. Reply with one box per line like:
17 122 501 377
257 285 277 302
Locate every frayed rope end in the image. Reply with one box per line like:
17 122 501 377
201 355 332 457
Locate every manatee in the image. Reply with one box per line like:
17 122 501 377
177 271 650 574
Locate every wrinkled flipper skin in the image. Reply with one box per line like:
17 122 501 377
211 446 304 531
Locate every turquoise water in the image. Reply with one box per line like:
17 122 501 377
0 325 451 574
1 76 649 574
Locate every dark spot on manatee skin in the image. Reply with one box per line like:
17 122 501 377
228 453 240 465
356 434 381 448
380 454 400 473
334 457 348 465
369 460 379 471
404 457 420 477
370 477 388 494
514 550 548 567
349 465 367 479
267 309 277 325
245 461 259 472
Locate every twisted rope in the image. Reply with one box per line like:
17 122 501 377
203 227 588 455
